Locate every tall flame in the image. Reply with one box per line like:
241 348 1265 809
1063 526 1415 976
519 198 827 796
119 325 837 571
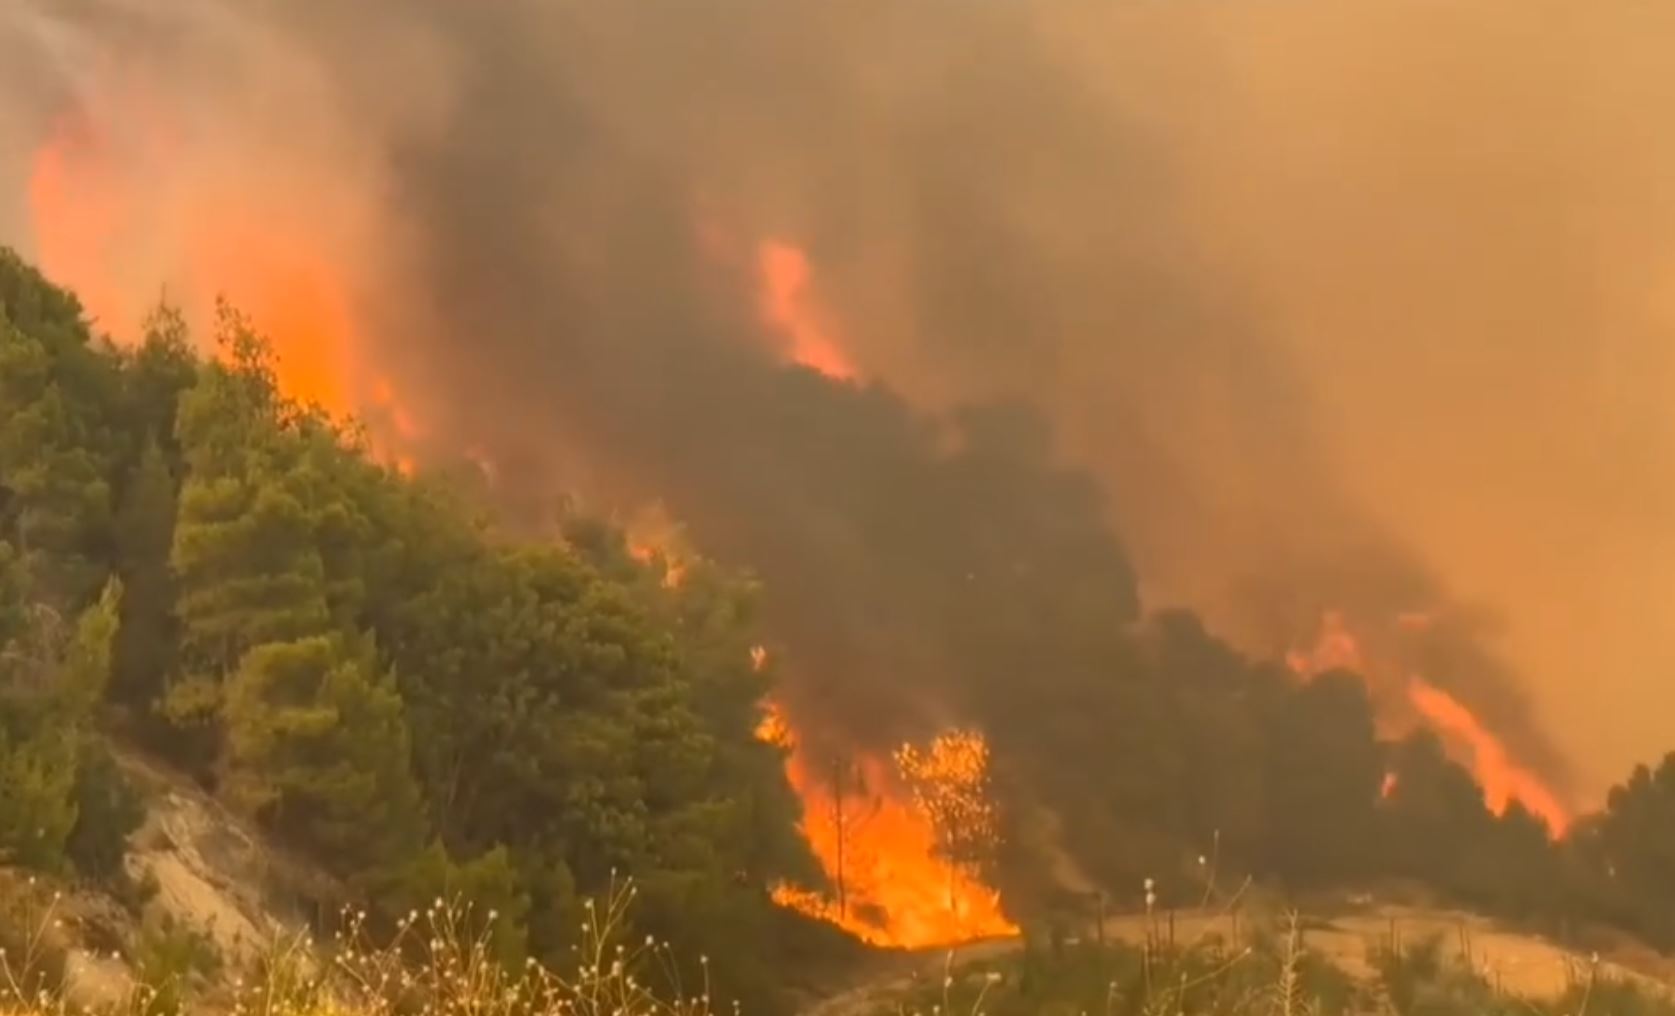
24 88 421 469
756 240 860 382
1406 677 1570 835
1289 611 1569 836
756 700 1016 948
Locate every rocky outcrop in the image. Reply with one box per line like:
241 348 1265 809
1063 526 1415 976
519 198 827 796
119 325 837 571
40 748 343 1012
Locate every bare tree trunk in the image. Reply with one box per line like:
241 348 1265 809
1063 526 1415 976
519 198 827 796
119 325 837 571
831 756 848 919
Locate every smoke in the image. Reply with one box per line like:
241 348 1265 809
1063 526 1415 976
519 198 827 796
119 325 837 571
4 0 1674 799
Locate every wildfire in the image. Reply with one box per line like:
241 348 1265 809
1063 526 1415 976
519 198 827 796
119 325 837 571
623 504 689 589
1406 677 1569 835
1289 611 1569 836
23 85 421 470
756 701 1016 948
1284 609 1366 677
756 240 860 382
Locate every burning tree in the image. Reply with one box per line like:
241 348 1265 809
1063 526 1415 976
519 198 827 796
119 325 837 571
894 729 1002 910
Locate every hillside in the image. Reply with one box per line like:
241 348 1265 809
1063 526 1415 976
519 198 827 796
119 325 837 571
12 241 1675 1015
0 247 828 1012
11 752 1675 1016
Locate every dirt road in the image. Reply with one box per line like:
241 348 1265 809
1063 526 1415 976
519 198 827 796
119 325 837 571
798 903 1670 1016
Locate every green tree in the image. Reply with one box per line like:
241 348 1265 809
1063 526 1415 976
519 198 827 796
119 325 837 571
118 305 198 462
1380 731 1498 893
1591 753 1675 945
395 842 536 965
110 438 180 709
67 741 146 880
221 634 425 880
0 560 121 870
1259 670 1384 885
166 354 333 763
0 320 113 608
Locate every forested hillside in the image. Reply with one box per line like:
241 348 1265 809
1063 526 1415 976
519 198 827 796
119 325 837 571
0 248 825 1008
10 245 1675 1013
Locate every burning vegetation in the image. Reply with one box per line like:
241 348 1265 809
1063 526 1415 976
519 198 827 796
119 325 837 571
757 703 1013 947
13 3 1675 1003
1286 610 1571 836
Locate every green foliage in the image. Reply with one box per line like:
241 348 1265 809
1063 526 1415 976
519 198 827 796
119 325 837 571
1588 753 1675 946
0 253 122 613
0 249 807 1007
394 842 538 965
109 437 180 710
0 581 128 888
130 913 223 1016
0 722 80 871
1259 672 1383 886
66 741 146 881
0 560 121 871
220 634 426 879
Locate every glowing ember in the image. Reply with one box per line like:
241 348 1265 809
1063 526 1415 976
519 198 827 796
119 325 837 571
1381 771 1399 799
1407 677 1570 836
757 701 1016 948
756 240 860 382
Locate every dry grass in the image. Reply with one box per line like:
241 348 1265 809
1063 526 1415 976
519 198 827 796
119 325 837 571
1 878 711 1016
7 867 1675 1016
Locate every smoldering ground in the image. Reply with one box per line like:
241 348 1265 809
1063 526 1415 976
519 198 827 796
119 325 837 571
5 0 1675 801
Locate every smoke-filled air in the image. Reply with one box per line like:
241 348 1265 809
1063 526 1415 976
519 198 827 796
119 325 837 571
5 0 1675 976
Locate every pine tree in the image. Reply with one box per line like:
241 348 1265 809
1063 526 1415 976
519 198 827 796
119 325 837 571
165 360 331 764
0 553 79 867
221 633 425 879
110 438 179 708
0 554 121 870
0 318 113 608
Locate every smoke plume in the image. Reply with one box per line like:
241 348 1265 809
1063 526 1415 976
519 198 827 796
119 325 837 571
5 0 1674 800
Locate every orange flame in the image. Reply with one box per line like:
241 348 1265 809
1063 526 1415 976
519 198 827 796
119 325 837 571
756 240 860 382
26 109 132 335
1284 608 1365 677
623 505 689 589
1406 677 1569 835
1289 611 1569 836
24 90 420 470
756 700 1016 948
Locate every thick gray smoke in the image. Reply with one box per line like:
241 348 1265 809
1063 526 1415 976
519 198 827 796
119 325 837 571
5 0 1674 799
